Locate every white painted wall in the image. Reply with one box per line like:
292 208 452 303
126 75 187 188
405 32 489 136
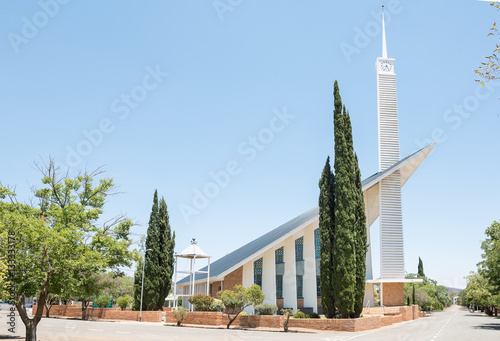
283 232 297 311
261 247 276 305
303 222 318 311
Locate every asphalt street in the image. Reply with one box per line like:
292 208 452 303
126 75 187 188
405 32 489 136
1 305 498 341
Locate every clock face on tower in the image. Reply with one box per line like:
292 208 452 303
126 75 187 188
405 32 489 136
380 60 393 72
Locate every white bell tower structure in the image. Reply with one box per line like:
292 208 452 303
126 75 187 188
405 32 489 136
376 9 405 280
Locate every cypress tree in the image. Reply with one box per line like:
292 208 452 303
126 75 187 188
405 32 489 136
352 153 367 318
156 197 175 309
132 257 143 310
143 190 161 310
412 284 416 304
418 257 425 277
319 156 336 318
332 81 356 318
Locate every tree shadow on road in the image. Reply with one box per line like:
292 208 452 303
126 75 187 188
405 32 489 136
0 335 23 339
472 323 500 330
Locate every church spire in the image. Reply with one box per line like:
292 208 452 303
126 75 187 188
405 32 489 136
382 5 387 58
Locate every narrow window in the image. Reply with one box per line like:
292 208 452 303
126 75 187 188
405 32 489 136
295 236 304 261
254 258 263 288
296 275 303 298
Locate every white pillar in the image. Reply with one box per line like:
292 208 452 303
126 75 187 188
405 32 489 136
283 235 297 311
262 248 276 305
206 258 210 296
173 257 178 308
303 223 317 311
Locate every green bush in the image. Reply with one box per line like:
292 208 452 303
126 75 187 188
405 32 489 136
117 295 131 311
239 311 247 316
293 309 306 318
307 312 320 319
173 307 189 326
94 295 112 308
212 298 225 311
188 293 215 311
254 303 278 315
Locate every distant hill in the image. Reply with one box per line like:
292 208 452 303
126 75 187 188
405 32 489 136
446 287 464 295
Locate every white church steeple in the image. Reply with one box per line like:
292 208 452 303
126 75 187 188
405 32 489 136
382 6 387 58
376 7 405 280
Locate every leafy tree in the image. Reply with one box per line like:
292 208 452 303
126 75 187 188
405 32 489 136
0 160 135 341
98 272 134 298
117 295 132 310
0 222 7 300
418 257 425 277
94 295 112 308
475 2 500 85
318 156 336 318
44 293 62 318
404 273 452 311
218 284 264 329
332 81 356 318
479 221 500 293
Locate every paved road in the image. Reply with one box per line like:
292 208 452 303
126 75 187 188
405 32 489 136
1 305 498 340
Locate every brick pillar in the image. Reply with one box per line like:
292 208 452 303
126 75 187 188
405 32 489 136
382 282 404 306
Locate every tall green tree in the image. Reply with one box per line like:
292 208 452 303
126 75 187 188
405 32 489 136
0 160 135 341
141 190 161 310
157 198 175 309
318 156 336 318
132 257 143 310
418 257 425 277
352 153 367 318
332 81 356 318
479 221 500 293
135 190 175 311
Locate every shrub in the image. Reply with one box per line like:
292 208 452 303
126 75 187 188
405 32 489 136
307 312 320 319
173 307 189 326
188 293 214 311
212 299 225 311
94 295 112 308
117 295 131 311
255 303 278 315
281 308 293 332
293 309 306 318
239 311 247 316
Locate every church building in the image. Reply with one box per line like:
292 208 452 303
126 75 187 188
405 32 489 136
175 12 434 313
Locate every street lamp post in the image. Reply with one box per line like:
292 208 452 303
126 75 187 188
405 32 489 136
140 248 152 322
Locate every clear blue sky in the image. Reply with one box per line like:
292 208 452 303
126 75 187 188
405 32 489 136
1 0 498 289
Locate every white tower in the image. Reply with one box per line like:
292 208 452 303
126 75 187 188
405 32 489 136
376 10 405 280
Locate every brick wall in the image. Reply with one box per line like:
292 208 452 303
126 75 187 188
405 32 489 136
32 305 162 322
383 282 404 306
276 298 284 310
223 266 243 290
412 305 419 319
165 311 409 332
211 281 223 297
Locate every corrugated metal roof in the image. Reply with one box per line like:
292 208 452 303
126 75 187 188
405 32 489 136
176 145 433 285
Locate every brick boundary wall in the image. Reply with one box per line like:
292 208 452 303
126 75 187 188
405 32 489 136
32 305 163 322
165 305 424 332
37 304 425 332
